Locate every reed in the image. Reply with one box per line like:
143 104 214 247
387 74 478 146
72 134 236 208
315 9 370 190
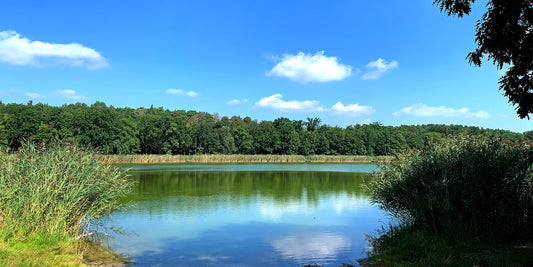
103 154 391 164
367 136 533 240
361 136 533 266
0 143 133 241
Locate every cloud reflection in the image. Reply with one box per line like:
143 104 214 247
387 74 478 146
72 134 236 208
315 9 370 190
259 199 313 220
270 232 351 260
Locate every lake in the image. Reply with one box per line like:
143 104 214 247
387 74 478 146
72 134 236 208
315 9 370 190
104 163 389 266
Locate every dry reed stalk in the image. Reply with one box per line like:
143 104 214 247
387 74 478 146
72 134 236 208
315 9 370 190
104 154 390 164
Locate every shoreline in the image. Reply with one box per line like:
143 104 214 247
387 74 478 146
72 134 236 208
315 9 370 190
102 154 392 164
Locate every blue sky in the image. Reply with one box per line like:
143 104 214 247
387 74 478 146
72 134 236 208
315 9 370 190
0 0 530 133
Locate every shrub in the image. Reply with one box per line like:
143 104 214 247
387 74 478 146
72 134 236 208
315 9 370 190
367 136 533 240
0 143 133 240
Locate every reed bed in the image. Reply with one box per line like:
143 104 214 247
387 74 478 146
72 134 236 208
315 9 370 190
367 136 533 241
104 154 391 164
363 136 533 266
0 143 133 241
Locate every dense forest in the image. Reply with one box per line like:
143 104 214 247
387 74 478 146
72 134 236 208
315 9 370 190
0 101 530 155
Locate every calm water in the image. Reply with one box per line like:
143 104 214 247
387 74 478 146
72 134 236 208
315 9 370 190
105 163 389 266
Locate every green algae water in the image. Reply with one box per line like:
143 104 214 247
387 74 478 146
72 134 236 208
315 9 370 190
106 163 388 266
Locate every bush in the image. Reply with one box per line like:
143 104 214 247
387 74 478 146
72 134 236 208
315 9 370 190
0 143 133 240
367 136 533 240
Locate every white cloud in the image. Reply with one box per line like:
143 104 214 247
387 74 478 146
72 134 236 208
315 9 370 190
266 51 352 82
0 30 108 69
473 110 489 118
53 89 87 100
1 88 90 101
361 58 398 80
226 99 248 106
254 94 374 117
330 102 375 117
393 104 489 118
254 94 326 112
25 92 45 99
166 88 198 97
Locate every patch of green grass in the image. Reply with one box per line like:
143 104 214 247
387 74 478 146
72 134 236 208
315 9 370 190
0 235 84 267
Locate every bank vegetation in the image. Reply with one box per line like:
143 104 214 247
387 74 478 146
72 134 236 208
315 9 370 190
0 143 133 266
105 154 391 164
365 136 533 266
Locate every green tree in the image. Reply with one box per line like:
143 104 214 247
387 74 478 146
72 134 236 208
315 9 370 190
273 117 295 154
305 117 321 131
251 121 280 154
434 0 533 118
344 125 366 155
189 112 220 154
166 119 191 155
138 110 170 154
35 123 57 145
287 130 301 155
299 131 317 155
111 111 140 154
315 125 332 154
2 103 41 150
233 126 253 154
0 111 10 149
524 130 533 141
219 126 236 154
81 102 136 154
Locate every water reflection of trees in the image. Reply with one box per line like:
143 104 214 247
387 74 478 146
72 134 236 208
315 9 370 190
119 171 369 215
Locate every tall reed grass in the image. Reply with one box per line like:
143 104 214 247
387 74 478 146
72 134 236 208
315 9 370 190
367 136 533 241
0 143 133 241
104 154 390 164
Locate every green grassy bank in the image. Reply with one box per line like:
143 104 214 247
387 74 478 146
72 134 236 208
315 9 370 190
362 136 533 266
0 143 133 266
103 154 391 164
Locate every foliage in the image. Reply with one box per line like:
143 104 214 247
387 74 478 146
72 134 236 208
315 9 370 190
0 142 133 240
367 136 533 240
0 101 528 156
434 0 533 118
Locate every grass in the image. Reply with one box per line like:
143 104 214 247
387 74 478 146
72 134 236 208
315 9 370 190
0 143 133 266
0 236 128 267
103 153 391 164
0 236 83 267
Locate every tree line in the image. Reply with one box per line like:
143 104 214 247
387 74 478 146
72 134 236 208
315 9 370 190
0 101 529 155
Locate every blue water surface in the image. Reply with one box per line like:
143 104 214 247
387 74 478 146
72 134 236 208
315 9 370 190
106 163 389 266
